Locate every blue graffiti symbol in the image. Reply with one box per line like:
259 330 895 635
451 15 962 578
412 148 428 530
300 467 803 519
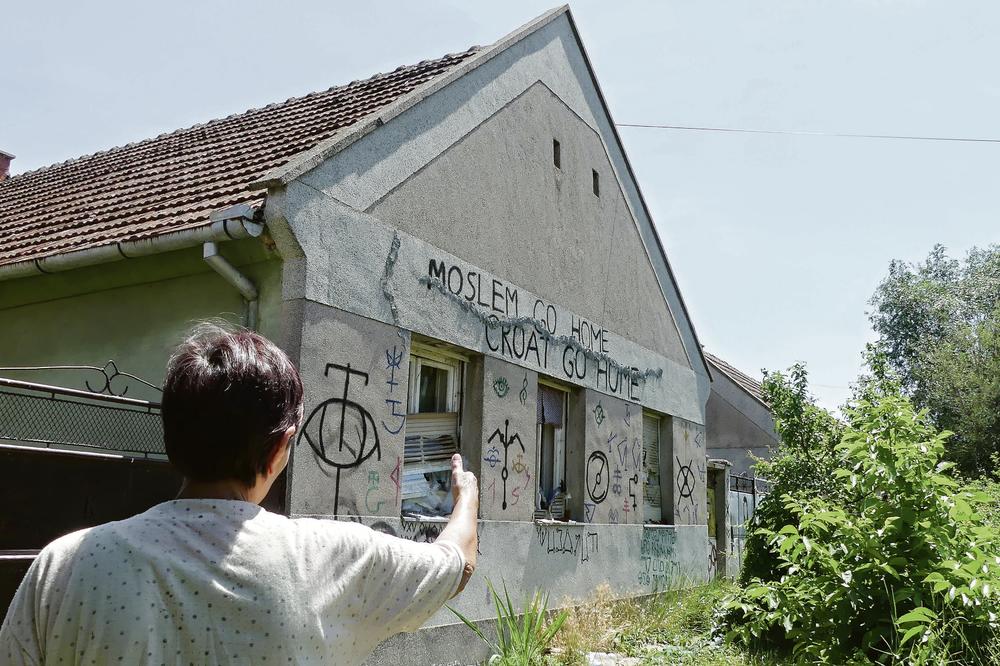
624 404 631 427
584 502 596 523
381 345 406 435
483 446 501 469
612 467 623 496
616 435 629 467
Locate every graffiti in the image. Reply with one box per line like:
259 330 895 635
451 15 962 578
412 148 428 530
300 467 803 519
624 403 631 428
420 266 662 403
709 540 719 578
585 451 610 505
611 467 623 496
380 346 406 435
399 520 442 543
365 470 384 513
593 401 606 426
488 419 525 510
492 376 510 398
519 373 528 406
615 434 629 467
483 447 502 469
485 478 497 508
631 438 642 469
299 363 381 517
535 526 599 563
676 457 696 500
628 473 639 511
389 456 401 506
509 469 532 507
638 529 680 589
609 508 620 524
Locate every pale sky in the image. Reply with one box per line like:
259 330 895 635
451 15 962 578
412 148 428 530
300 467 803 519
4 1 999 410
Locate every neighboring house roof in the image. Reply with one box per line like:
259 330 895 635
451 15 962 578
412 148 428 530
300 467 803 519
0 48 478 268
705 351 767 406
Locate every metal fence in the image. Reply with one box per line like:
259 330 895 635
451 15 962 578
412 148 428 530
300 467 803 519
0 377 164 456
727 472 771 574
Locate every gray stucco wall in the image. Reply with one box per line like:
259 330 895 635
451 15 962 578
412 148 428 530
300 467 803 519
262 10 718 665
368 82 688 370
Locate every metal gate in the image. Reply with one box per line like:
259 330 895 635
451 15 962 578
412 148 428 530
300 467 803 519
727 473 770 575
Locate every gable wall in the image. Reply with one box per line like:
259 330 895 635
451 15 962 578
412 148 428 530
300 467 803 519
369 83 689 368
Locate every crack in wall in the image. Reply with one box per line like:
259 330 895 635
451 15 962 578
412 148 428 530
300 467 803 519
380 232 402 325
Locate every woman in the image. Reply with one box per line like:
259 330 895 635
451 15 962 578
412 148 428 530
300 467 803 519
0 324 478 665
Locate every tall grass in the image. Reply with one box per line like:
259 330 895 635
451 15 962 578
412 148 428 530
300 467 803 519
448 579 568 666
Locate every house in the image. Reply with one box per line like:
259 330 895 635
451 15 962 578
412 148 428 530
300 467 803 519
0 7 752 663
705 352 777 477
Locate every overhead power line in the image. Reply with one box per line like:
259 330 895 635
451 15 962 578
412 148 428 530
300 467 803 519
615 123 1000 144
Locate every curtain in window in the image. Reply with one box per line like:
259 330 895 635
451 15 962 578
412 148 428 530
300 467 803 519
536 385 564 426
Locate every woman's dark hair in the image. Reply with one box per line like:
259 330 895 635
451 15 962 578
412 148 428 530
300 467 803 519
162 323 304 487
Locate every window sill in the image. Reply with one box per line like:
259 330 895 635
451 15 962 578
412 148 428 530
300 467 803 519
533 517 582 526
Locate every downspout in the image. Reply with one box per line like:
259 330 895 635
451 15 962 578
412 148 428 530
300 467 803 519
202 241 259 330
0 202 265 329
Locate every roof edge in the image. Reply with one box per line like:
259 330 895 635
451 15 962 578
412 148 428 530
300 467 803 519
705 352 769 410
250 5 570 190
558 9 712 380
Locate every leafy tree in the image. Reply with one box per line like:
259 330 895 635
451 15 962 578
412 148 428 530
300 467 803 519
870 244 1000 475
726 374 1000 664
739 364 844 586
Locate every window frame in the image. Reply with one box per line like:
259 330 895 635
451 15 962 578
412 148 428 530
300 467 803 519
642 410 663 523
535 378 569 513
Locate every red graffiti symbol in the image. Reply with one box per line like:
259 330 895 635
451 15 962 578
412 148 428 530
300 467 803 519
509 471 532 507
389 456 401 504
485 478 497 508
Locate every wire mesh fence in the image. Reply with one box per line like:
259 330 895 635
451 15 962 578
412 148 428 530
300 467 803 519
0 378 164 456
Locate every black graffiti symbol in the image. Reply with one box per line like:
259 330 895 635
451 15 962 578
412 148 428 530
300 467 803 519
586 450 610 504
519 373 528 406
488 419 524 510
628 473 639 510
300 363 381 517
676 456 695 501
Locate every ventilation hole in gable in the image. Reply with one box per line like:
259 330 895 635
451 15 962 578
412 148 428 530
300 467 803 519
592 169 600 197
553 139 561 169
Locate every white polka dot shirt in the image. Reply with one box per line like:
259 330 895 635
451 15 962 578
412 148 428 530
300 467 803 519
0 499 464 665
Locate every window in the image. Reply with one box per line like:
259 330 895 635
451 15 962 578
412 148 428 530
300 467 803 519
535 382 568 520
553 139 561 169
592 169 600 197
642 413 662 523
402 348 463 517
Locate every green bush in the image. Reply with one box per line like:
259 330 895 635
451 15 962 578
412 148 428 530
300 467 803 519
739 364 844 587
726 383 1000 664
